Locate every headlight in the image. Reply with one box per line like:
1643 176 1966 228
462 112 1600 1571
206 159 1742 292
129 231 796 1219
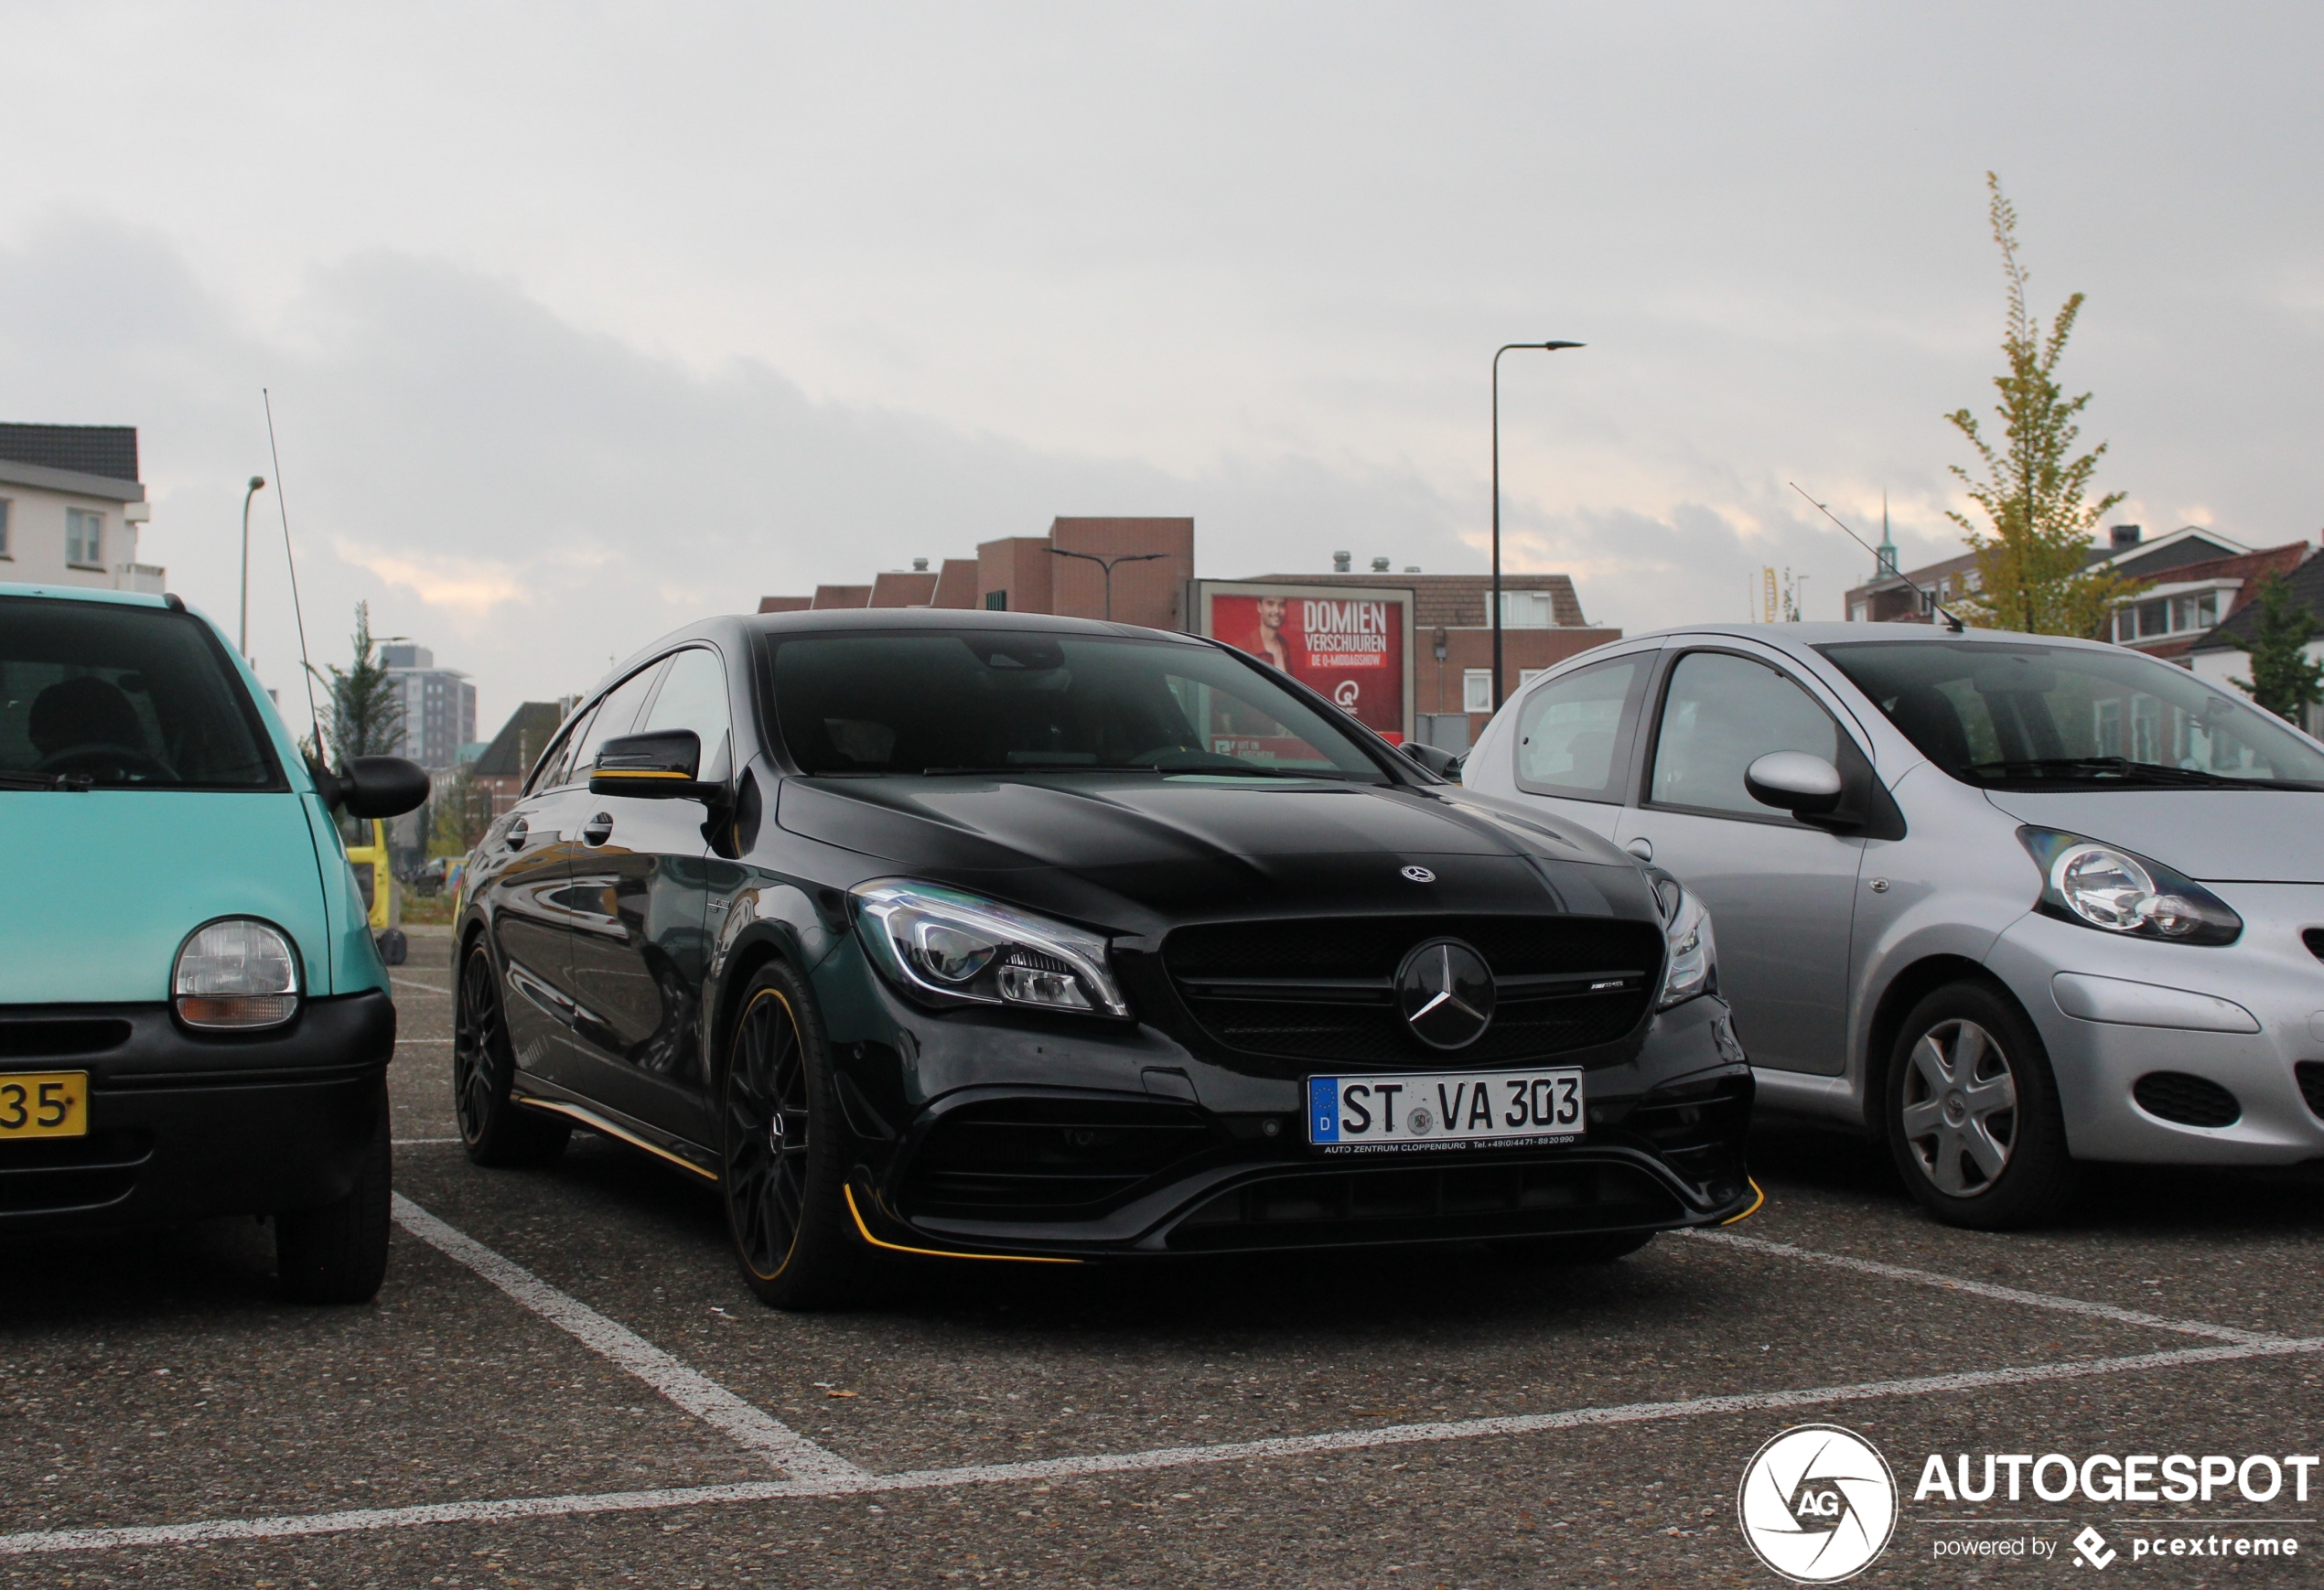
2018 827 2242 946
851 881 1131 1018
173 919 301 1029
1652 876 1717 1010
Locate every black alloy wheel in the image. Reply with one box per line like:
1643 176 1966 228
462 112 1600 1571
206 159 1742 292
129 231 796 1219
275 1080 392 1305
719 961 865 1309
453 940 569 1168
1884 980 2076 1230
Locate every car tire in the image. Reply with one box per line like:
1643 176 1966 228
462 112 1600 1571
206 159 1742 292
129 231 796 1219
453 939 570 1168
718 961 869 1310
1883 981 2077 1230
1494 1230 1658 1265
276 1082 392 1305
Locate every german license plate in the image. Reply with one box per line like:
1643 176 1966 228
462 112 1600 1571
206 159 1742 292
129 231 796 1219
0 1071 88 1140
1307 1067 1583 1153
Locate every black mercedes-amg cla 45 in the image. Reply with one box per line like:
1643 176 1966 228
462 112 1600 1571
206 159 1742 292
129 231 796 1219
453 609 1754 1306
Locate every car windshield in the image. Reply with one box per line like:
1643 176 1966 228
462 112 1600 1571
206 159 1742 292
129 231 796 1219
1816 639 2324 790
0 596 284 790
770 631 1390 782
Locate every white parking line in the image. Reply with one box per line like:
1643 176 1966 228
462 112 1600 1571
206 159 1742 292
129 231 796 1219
388 1195 866 1485
5 1333 2314 1557
396 1037 454 1044
393 1138 462 1145
390 976 450 995
1684 1228 2290 1346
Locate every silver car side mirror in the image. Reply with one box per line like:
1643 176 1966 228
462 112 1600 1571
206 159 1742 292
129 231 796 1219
1745 751 1843 815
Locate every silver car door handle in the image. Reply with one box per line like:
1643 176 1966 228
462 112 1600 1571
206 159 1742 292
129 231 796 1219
505 817 529 851
581 812 614 846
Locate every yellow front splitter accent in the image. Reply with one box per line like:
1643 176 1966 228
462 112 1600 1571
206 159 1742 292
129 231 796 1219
1718 1176 1767 1225
843 1185 1080 1264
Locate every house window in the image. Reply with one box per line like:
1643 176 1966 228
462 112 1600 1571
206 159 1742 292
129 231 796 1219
0 497 11 556
1462 669 1493 713
984 591 1007 611
1519 669 1546 688
2113 590 2223 644
2093 699 2123 757
1498 591 1555 628
1848 602 1868 622
66 508 103 567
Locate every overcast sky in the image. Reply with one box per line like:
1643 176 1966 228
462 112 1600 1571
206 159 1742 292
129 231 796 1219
3 2 2319 738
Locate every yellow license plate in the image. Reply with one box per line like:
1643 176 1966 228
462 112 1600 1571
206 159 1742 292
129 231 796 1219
0 1071 88 1139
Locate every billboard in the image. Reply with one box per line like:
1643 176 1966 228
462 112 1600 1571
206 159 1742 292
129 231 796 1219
1193 580 1415 744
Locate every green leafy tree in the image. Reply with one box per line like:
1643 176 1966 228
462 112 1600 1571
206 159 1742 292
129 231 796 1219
428 761 496 855
2231 574 2324 725
312 602 405 766
1946 173 2139 637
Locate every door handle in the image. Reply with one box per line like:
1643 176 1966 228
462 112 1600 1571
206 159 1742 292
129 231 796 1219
1625 836 1653 863
505 817 528 852
582 812 614 847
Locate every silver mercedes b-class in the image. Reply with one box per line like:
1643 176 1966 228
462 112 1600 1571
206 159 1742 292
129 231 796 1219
1465 621 2324 1230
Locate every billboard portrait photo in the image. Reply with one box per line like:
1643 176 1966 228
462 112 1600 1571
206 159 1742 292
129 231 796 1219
1195 580 1415 745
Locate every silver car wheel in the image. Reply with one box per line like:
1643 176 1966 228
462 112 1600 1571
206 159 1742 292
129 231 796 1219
1898 1018 2019 1198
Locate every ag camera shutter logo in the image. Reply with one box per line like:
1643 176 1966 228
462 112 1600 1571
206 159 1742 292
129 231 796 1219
1738 1424 1898 1583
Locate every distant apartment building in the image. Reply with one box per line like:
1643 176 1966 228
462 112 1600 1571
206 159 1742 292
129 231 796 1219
759 518 1617 747
379 643 477 770
0 424 162 594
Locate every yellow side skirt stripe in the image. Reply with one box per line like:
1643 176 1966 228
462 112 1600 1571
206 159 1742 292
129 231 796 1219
511 1095 719 1181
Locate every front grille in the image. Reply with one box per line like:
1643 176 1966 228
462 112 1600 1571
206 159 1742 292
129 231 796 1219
2132 1071 2241 1129
2296 1062 2324 1122
901 1098 1220 1219
0 1129 151 1216
1162 916 1662 1067
1167 1160 1682 1251
0 1019 131 1059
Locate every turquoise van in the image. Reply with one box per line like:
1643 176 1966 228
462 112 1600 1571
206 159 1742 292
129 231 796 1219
0 584 426 1301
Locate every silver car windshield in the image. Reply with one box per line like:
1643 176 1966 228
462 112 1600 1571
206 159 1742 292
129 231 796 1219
1816 639 2324 791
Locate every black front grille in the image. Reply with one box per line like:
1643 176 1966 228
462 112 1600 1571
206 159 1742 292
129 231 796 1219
902 1098 1220 1219
1167 1160 1682 1251
2133 1071 2242 1129
2296 1062 2324 1122
1163 916 1662 1067
0 1129 151 1216
0 1019 131 1059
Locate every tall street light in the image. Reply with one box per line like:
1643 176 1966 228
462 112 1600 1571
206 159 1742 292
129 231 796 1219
238 475 267 658
1049 546 1167 621
1491 340 1583 710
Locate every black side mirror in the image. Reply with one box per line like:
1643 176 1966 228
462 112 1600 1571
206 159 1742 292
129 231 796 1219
1744 751 1843 815
1403 741 1459 779
590 730 723 801
310 756 431 818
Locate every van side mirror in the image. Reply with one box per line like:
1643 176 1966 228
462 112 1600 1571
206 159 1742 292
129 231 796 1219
310 756 431 818
1403 741 1460 779
1745 751 1843 815
589 730 723 801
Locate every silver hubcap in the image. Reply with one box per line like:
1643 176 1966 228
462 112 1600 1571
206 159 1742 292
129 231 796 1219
1899 1018 2018 1198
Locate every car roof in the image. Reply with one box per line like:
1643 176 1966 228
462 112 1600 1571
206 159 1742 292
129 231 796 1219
0 582 173 610
1629 620 2122 655
746 607 1202 641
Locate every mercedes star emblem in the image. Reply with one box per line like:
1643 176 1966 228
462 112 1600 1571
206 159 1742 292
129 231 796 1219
1400 865 1436 883
1394 937 1496 1049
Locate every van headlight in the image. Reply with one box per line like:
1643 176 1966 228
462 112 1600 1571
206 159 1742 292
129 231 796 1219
173 919 302 1029
2018 828 2242 946
851 881 1131 1018
1653 877 1717 1010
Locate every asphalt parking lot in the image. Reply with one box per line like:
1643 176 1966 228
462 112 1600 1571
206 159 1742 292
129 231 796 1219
5 927 2322 1587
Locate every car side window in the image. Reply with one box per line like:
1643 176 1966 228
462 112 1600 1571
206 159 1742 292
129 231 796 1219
569 662 669 782
639 647 732 777
1648 650 1839 818
1512 657 1643 802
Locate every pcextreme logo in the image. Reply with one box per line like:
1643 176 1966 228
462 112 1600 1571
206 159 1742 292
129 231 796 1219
1738 1424 1899 1583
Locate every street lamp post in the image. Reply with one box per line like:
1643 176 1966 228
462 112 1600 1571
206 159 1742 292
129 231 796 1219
1491 340 1583 710
1049 547 1167 621
238 475 267 658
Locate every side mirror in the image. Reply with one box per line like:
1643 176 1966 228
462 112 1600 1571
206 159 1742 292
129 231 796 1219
589 730 721 800
1745 751 1843 815
1403 741 1459 779
310 756 431 818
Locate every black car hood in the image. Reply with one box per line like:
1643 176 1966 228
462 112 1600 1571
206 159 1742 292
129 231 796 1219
776 774 1654 932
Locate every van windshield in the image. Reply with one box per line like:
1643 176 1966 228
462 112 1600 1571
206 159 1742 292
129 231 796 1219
1816 639 2324 791
770 631 1389 782
0 596 285 790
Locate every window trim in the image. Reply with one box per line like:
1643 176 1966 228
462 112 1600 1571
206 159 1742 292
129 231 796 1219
1509 651 1657 806
1460 668 1493 714
1638 645 1861 828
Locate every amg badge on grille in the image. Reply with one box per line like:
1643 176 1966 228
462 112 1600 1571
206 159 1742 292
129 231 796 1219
1394 938 1495 1049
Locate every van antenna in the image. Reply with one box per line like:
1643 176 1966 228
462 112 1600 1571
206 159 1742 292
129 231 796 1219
262 389 328 756
1787 482 1965 634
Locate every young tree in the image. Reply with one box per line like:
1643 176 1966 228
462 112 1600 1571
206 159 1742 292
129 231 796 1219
313 602 406 766
428 761 496 855
1946 173 2139 637
2231 574 2324 725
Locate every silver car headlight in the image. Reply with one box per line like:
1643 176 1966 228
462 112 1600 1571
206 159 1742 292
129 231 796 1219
173 918 302 1029
2018 827 2242 946
1653 878 1717 1010
851 880 1131 1018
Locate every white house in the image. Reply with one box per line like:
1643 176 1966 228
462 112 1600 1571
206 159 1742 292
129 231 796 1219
2187 547 2324 736
0 424 160 593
